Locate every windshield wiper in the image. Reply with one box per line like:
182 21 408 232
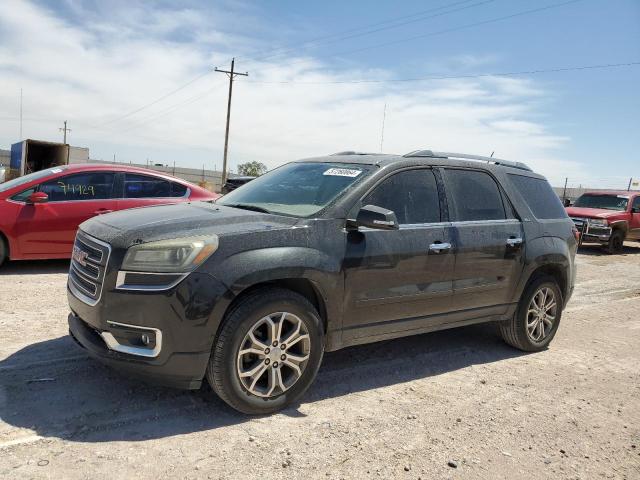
224 203 272 214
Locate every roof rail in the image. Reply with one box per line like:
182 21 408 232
403 149 532 171
330 151 385 156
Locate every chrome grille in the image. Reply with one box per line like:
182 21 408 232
68 231 111 305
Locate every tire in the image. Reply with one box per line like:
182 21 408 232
206 287 324 414
0 235 7 267
499 274 563 352
604 229 624 254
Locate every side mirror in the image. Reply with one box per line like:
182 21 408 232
27 192 48 204
632 206 640 214
352 204 399 230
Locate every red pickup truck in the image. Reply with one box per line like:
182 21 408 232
566 191 640 253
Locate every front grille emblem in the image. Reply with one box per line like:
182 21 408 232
72 245 89 267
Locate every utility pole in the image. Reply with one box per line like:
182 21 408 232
59 120 71 144
562 177 568 203
215 58 248 185
628 177 633 191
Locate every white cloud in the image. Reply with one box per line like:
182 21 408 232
0 0 581 185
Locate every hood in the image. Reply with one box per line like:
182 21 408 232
79 201 300 246
565 206 625 219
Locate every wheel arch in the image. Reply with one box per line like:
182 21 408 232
609 219 628 233
525 263 568 303
0 230 10 261
224 278 329 335
518 236 573 307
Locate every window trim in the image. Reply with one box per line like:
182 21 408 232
350 166 444 226
440 167 519 223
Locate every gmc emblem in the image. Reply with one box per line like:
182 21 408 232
72 246 89 267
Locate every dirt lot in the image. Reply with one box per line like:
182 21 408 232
1 245 639 479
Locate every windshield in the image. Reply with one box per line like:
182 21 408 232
0 167 67 193
217 162 372 216
573 194 629 211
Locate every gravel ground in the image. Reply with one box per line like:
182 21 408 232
1 244 639 479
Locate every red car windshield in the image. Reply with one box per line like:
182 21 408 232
0 167 69 193
573 194 628 211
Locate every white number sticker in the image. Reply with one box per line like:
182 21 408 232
323 168 362 178
50 168 63 173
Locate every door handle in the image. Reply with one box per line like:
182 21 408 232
506 237 523 247
429 242 452 253
94 208 114 215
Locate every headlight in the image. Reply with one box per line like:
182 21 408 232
588 218 608 227
122 235 219 273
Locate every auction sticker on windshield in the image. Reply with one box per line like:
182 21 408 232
323 168 362 177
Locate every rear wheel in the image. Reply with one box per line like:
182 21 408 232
0 235 7 267
499 275 562 352
206 288 324 414
604 229 624 254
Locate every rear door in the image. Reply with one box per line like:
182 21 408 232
442 168 524 314
115 173 189 211
14 171 116 255
342 168 455 341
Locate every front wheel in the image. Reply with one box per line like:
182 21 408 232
604 229 624 254
0 236 7 267
206 288 324 414
499 275 563 352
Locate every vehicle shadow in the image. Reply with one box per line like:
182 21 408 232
0 259 70 276
0 324 525 443
578 242 640 256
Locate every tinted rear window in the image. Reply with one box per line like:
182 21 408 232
444 169 506 221
508 174 567 219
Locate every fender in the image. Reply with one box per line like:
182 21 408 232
609 219 629 232
513 235 573 305
204 246 344 344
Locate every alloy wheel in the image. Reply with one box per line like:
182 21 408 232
236 312 311 398
526 287 558 343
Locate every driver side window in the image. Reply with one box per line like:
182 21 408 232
633 196 640 212
363 169 441 224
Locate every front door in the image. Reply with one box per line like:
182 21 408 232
342 168 455 341
15 171 116 256
629 196 640 240
442 168 524 314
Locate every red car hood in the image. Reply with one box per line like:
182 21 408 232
565 207 623 219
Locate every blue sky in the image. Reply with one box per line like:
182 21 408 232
1 0 638 188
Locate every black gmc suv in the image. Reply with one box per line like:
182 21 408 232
68 150 577 414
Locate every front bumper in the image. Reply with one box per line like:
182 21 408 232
69 313 208 389
571 217 612 244
67 270 231 390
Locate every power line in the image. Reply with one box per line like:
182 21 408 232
247 61 640 85
95 69 214 127
118 83 223 130
254 0 584 75
89 1 490 127
242 0 494 64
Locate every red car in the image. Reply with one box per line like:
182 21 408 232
566 190 640 253
0 164 219 265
